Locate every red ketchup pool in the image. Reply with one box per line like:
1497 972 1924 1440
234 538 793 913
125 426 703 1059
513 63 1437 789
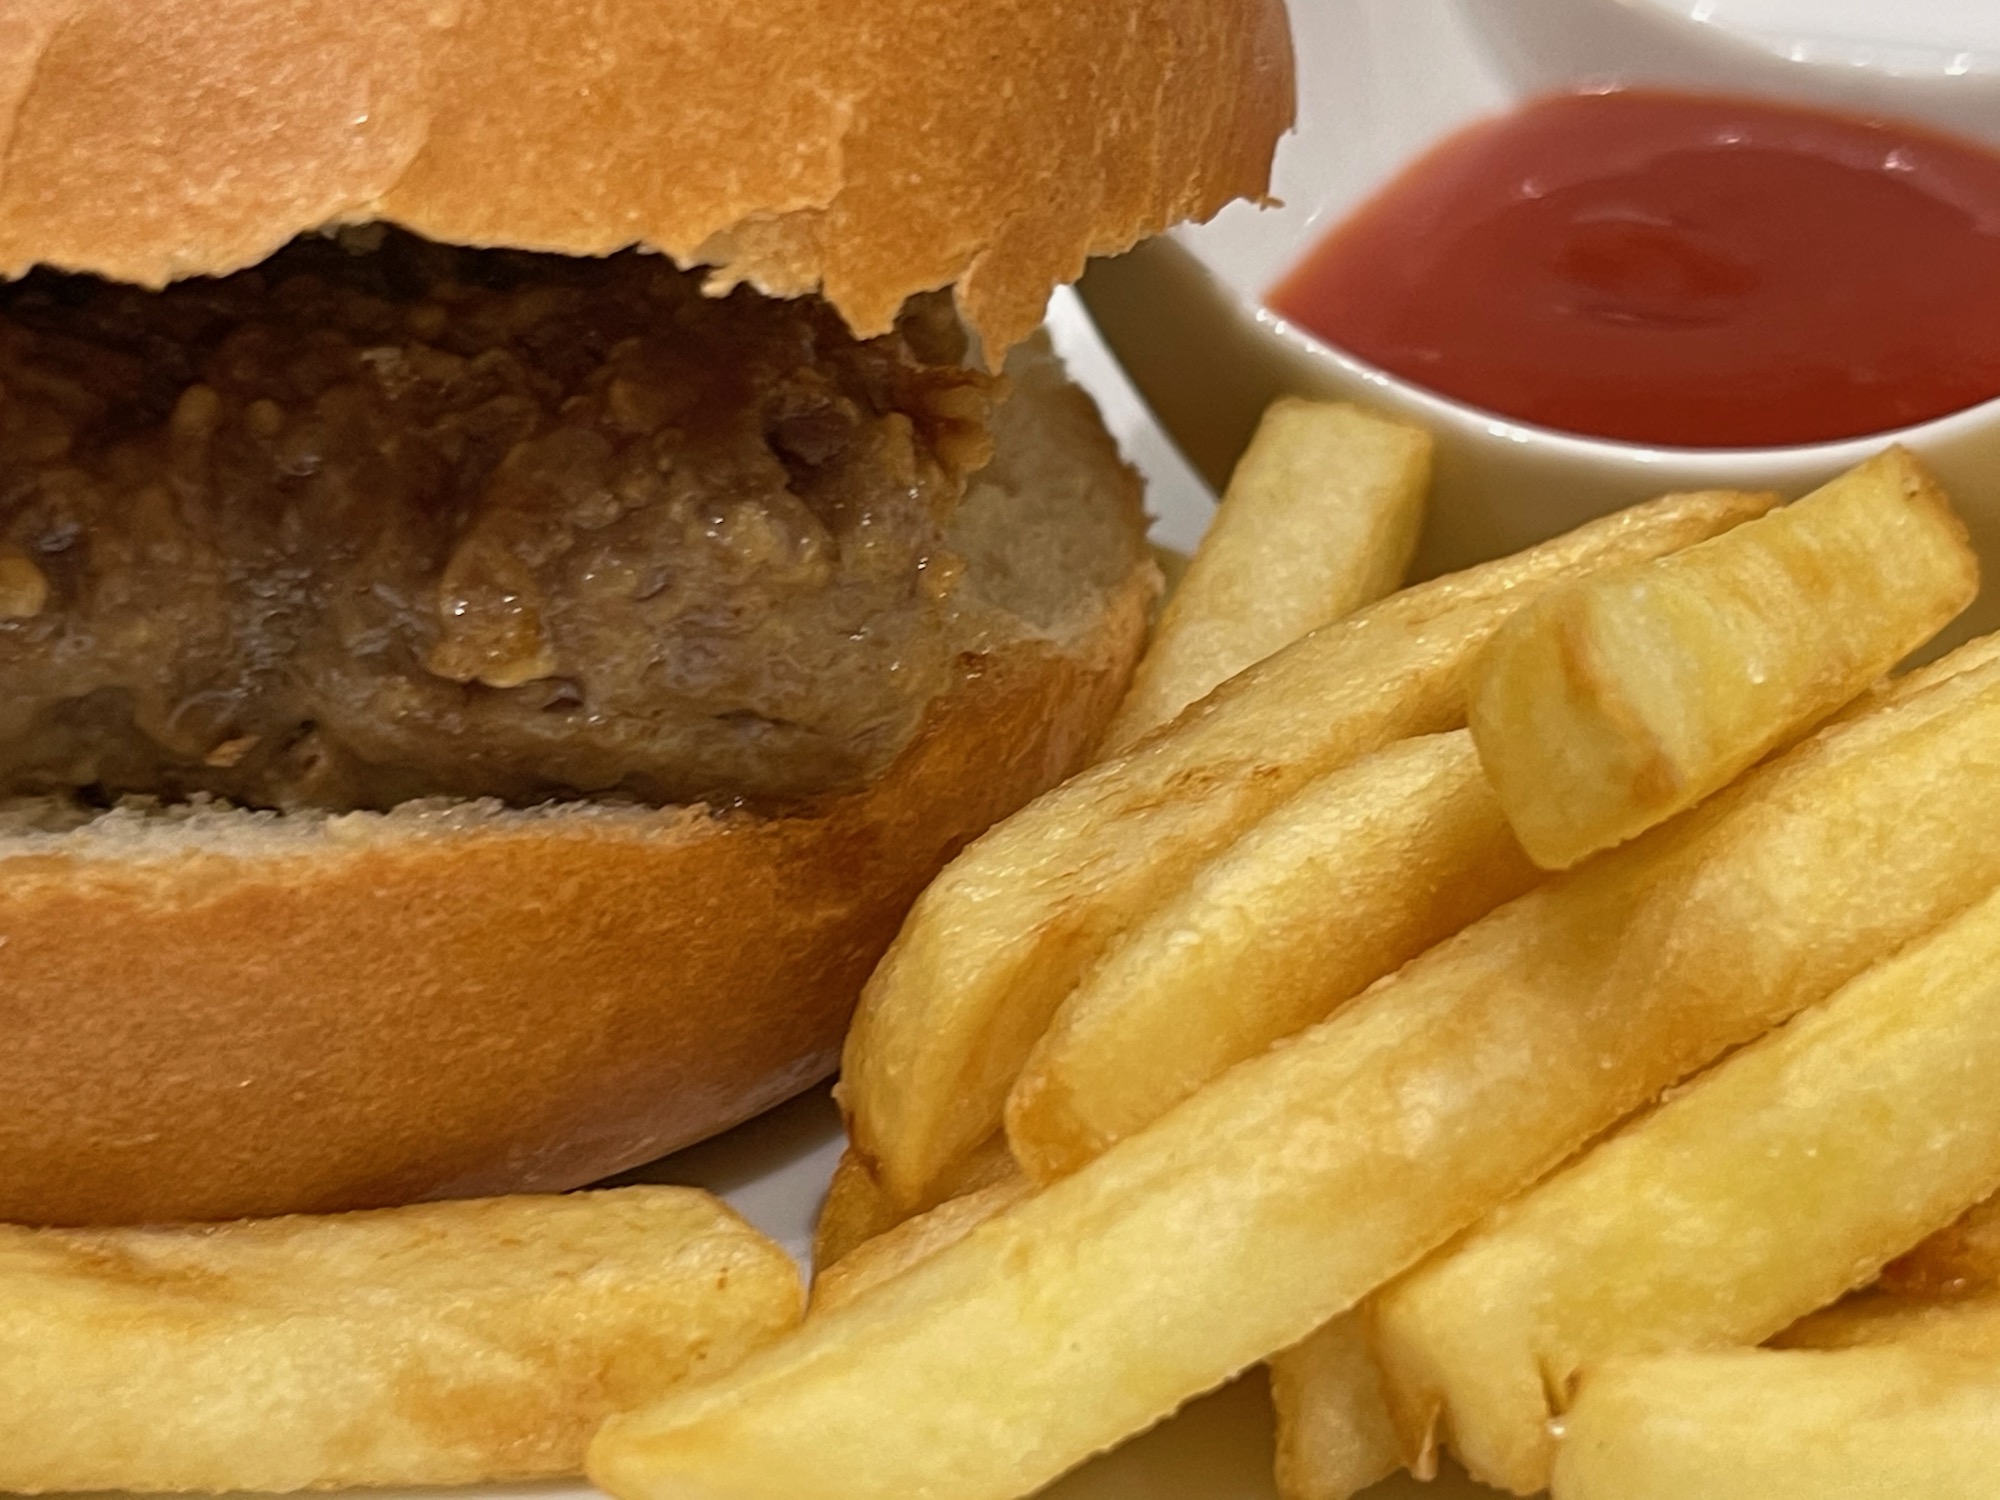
1267 89 2000 449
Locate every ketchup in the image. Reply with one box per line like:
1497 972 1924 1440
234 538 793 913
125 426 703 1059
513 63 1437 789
1268 90 2000 448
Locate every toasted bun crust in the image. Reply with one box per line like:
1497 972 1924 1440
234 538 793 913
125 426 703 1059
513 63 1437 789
0 0 1294 355
0 347 1153 1226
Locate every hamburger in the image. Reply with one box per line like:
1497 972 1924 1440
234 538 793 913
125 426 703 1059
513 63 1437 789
0 0 1293 1225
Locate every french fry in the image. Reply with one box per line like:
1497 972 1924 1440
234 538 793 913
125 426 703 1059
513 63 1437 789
1780 1284 2000 1354
1551 1345 2000 1500
1470 448 1977 870
1100 399 1432 752
1862 628 2000 715
811 1174 1030 1317
0 1188 799 1493
1270 1315 1401 1500
1881 1193 2000 1298
1374 876 2000 1494
1006 729 1540 1182
812 1148 900 1271
588 641 2000 1500
812 1135 1018 1271
842 489 1775 1211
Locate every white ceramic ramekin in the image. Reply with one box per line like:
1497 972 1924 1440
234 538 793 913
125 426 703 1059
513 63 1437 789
1083 0 2000 646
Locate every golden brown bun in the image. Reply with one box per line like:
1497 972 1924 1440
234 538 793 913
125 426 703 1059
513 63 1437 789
0 345 1153 1226
0 0 1294 356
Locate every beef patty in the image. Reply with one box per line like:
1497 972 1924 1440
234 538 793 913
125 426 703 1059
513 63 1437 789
0 227 1006 812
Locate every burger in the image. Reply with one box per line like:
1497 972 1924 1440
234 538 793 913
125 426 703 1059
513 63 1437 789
0 0 1293 1225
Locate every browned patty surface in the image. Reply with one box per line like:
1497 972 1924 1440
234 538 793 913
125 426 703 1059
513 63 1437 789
0 228 1000 811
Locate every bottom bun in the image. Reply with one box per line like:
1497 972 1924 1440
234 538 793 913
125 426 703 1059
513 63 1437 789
0 340 1152 1226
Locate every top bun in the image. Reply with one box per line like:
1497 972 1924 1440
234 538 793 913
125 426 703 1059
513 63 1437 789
0 0 1294 355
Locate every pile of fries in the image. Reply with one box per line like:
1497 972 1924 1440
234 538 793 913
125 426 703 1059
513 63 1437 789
582 399 2000 1500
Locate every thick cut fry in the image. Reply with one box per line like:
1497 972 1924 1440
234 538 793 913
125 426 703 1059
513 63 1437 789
843 489 1774 1210
1101 399 1432 751
588 644 2000 1500
1881 1193 2000 1297
1375 878 2000 1494
1552 1346 2000 1500
812 1197 1410 1500
812 1148 900 1271
1472 448 1976 870
1270 1315 1401 1500
812 1135 1018 1270
1876 628 2000 706
1780 1286 2000 1351
1006 730 1540 1182
811 1174 1030 1317
0 1188 799 1494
